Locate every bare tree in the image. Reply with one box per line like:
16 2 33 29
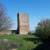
0 4 11 31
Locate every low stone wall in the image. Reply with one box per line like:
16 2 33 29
0 30 11 35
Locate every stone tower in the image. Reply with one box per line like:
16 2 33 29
17 13 29 34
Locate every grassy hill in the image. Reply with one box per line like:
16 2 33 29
0 34 38 50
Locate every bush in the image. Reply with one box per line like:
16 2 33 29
35 19 50 41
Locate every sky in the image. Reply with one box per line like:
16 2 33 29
0 0 50 31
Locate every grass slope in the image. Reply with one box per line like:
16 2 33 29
0 34 38 50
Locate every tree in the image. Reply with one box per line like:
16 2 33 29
35 19 50 41
0 4 11 31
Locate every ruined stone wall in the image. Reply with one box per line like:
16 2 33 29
0 30 11 35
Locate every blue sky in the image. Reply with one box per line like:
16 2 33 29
0 0 50 31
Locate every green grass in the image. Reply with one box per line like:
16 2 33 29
0 34 38 50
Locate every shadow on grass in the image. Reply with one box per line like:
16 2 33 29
24 36 50 50
31 41 50 50
24 37 40 44
24 38 34 41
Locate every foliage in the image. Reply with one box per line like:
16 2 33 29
35 19 50 41
28 32 34 35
